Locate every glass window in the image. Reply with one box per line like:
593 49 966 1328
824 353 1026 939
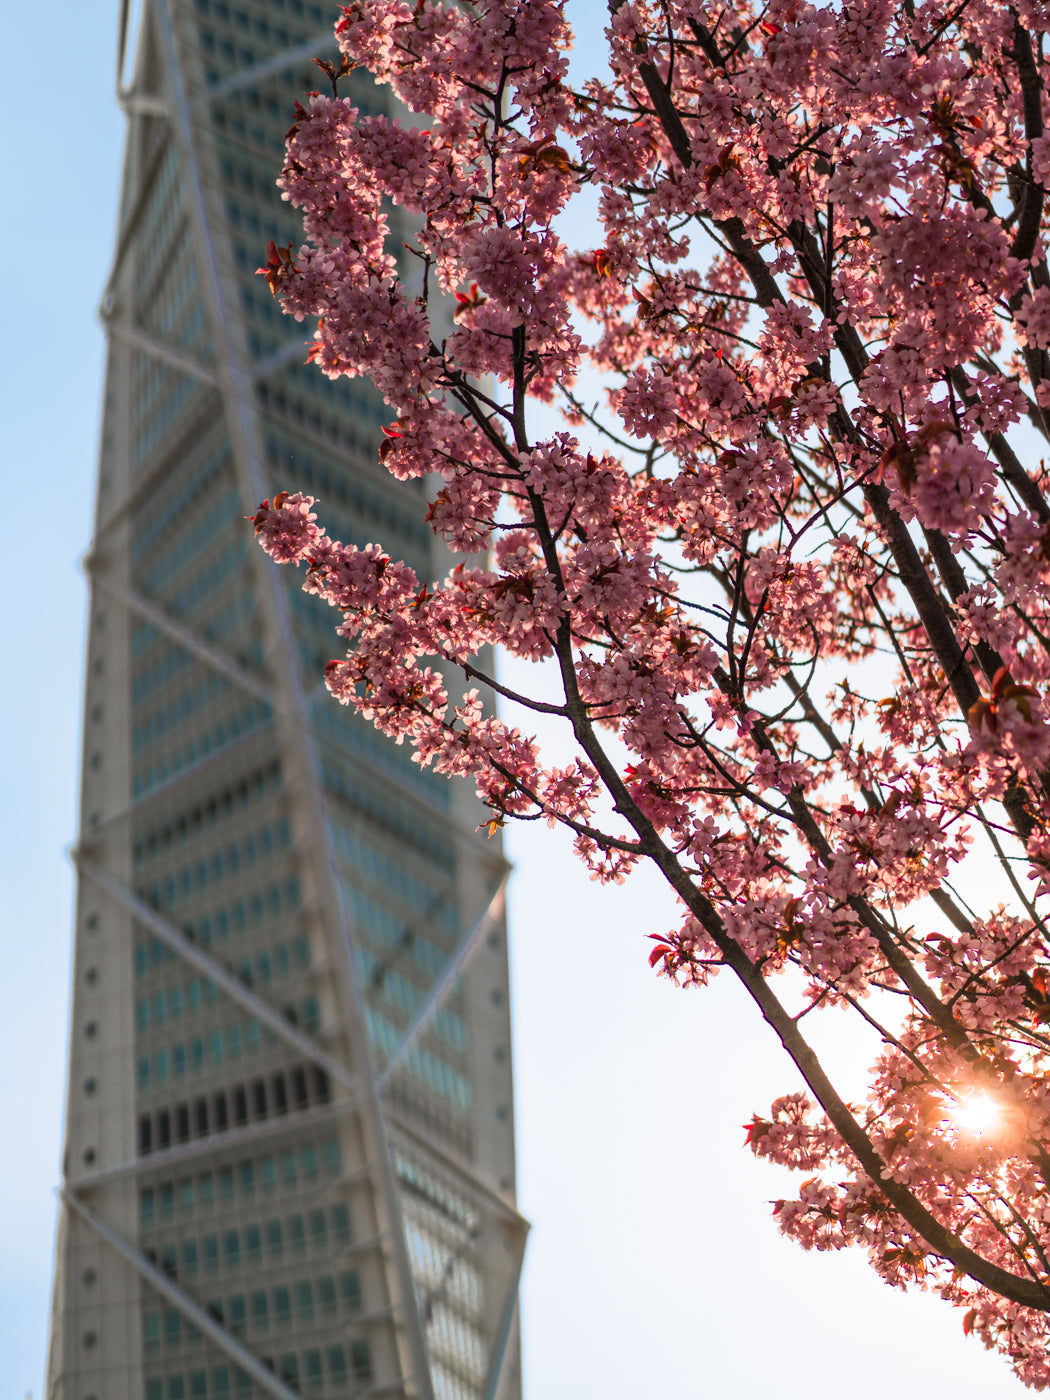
280 1151 296 1186
147 1381 163 1400
278 1355 299 1386
239 1162 255 1197
224 1229 240 1268
295 1279 314 1321
203 1235 219 1272
267 1220 283 1259
211 1366 230 1399
168 1378 186 1400
165 1308 182 1347
288 1214 305 1253
340 1271 361 1312
173 1043 187 1077
141 1189 156 1230
144 1310 161 1351
300 1144 318 1180
251 1290 269 1329
160 1185 174 1220
190 1371 207 1399
330 1203 350 1244
218 1168 234 1205
322 1138 341 1175
310 1209 327 1249
179 1180 194 1213
350 1340 372 1382
226 1024 242 1059
318 1276 336 1315
182 1240 199 1277
326 1345 347 1385
199 1173 214 1208
303 1348 323 1392
244 1223 261 1263
259 1156 276 1192
228 1294 246 1336
273 1285 291 1325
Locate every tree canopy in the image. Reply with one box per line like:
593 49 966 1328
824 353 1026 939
252 0 1050 1382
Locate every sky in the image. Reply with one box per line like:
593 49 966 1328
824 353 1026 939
0 0 1038 1396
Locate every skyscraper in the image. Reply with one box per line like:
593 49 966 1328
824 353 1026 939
46 3 524 1397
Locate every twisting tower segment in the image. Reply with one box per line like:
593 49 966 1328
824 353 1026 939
47 4 525 1398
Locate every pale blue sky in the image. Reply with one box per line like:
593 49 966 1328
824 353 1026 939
0 0 1034 1396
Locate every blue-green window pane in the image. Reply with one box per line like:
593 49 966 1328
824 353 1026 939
228 1294 246 1336
310 1208 327 1249
340 1271 361 1312
350 1340 372 1382
224 1229 240 1267
327 1345 347 1385
267 1220 283 1259
330 1203 350 1244
304 1348 323 1390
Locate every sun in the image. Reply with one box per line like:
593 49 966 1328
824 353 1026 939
951 1091 1002 1138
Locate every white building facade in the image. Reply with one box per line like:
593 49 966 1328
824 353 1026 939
46 4 524 1398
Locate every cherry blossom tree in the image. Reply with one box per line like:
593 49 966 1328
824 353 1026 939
251 0 1050 1380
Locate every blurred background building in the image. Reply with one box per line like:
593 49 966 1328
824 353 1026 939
45 3 524 1397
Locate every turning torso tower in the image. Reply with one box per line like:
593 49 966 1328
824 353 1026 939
46 3 525 1398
